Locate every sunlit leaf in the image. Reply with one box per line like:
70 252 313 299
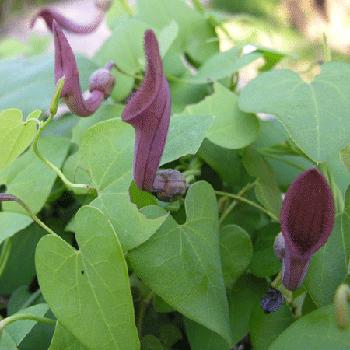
239 62 350 162
185 83 259 149
0 109 37 170
129 182 233 344
36 206 140 350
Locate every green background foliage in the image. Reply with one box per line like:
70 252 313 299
0 0 350 349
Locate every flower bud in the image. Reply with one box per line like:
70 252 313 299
261 288 285 313
280 168 334 290
153 170 187 201
53 21 115 117
122 30 171 192
89 65 116 98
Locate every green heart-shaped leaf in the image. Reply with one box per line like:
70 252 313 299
49 323 86 350
161 114 214 165
0 212 32 245
78 117 213 251
220 225 253 288
0 109 36 171
0 136 70 215
36 206 140 350
239 62 350 162
269 305 350 349
129 181 233 345
78 119 167 251
185 83 259 150
188 47 261 84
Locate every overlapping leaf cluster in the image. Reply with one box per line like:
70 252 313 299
0 1 350 349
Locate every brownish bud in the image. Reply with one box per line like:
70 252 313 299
89 67 116 99
152 169 187 201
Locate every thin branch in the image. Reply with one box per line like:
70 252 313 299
219 181 257 224
216 190 279 222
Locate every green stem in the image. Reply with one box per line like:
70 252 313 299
192 0 205 13
120 0 134 16
137 291 154 337
271 271 282 289
32 116 95 195
322 33 332 63
114 65 143 80
15 197 57 236
0 314 55 332
183 169 201 184
0 239 12 277
262 152 307 172
219 182 256 224
215 190 279 222
21 289 41 310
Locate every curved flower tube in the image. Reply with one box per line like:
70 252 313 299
53 21 115 117
122 30 172 192
30 0 111 34
278 168 335 290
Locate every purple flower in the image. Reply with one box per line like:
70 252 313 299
30 1 111 34
122 30 171 192
53 21 115 117
278 168 335 290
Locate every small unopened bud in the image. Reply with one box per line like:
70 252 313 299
95 0 113 12
152 169 187 201
334 284 350 329
89 64 116 98
261 288 285 313
274 232 285 260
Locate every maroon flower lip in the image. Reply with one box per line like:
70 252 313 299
52 20 115 117
122 29 171 192
279 168 335 290
30 1 111 34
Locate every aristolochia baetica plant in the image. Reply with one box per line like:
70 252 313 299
122 29 186 200
275 168 335 290
52 21 115 117
30 0 112 33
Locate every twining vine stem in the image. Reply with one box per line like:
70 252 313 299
0 194 57 236
0 314 56 333
120 0 134 16
192 0 205 13
0 239 12 277
137 291 154 336
32 78 95 195
32 117 94 195
219 181 257 224
215 190 279 222
15 196 57 236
